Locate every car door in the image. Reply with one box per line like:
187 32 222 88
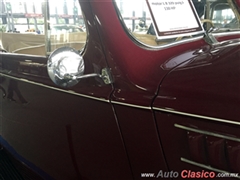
0 0 132 179
153 0 240 178
93 0 213 179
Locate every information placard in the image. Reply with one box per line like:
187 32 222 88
146 0 204 39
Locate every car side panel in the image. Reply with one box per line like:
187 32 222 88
153 40 240 176
0 0 133 179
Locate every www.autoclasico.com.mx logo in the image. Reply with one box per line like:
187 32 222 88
141 170 239 178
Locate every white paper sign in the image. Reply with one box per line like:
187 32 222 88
146 0 204 39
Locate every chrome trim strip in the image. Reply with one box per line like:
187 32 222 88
213 31 240 37
0 73 110 103
1 52 46 58
111 101 151 110
181 158 240 179
135 36 204 50
175 124 240 142
153 107 240 126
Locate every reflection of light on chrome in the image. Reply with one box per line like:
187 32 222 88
111 101 151 110
165 107 175 111
118 98 126 101
54 51 83 74
95 15 101 26
135 85 147 91
87 21 92 27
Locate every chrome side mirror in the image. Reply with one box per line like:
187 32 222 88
47 47 113 88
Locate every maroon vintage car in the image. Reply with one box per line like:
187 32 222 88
0 0 240 179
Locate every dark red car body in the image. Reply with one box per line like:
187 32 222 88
0 0 240 179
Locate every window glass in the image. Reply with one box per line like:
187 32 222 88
212 3 240 29
114 0 240 47
0 0 86 56
47 0 86 54
115 0 158 46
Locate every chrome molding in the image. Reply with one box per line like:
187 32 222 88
153 107 240 126
213 31 240 37
181 158 240 179
111 101 151 110
216 40 240 49
175 124 240 142
2 72 151 108
134 36 204 50
0 73 110 103
2 71 240 119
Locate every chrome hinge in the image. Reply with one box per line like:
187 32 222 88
204 28 220 46
101 68 113 85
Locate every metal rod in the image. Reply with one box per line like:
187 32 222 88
43 0 51 55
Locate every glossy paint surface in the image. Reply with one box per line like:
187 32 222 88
236 0 240 9
154 41 240 120
89 1 209 179
0 0 133 179
0 0 240 179
153 26 240 179
90 0 209 106
1 81 132 179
